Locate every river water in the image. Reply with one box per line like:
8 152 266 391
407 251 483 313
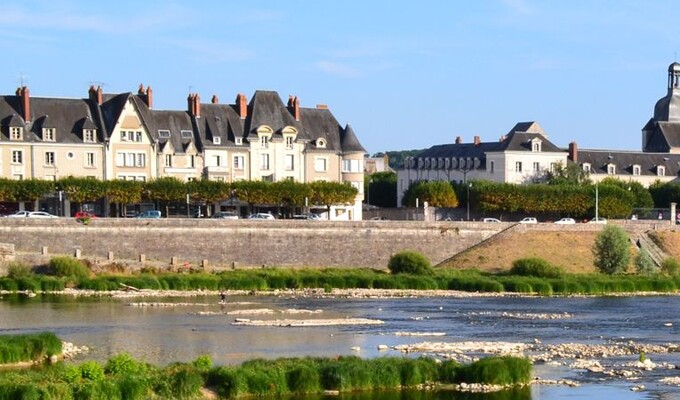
2 293 680 399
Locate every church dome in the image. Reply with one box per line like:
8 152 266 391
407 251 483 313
654 62 680 122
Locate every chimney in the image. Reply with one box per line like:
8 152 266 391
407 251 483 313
235 93 247 118
568 141 578 163
474 136 481 146
88 85 103 105
455 136 462 144
187 93 201 117
137 84 153 108
211 94 219 104
16 86 30 122
288 95 300 121
316 104 328 109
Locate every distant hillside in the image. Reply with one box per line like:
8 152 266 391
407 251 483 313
372 150 425 169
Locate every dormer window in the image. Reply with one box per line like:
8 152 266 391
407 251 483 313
285 136 294 149
43 128 55 141
316 138 326 148
658 165 666 177
158 130 171 139
235 137 243 145
260 135 269 148
632 164 641 176
531 140 542 152
607 164 616 175
10 127 22 140
582 163 591 173
213 137 221 145
83 129 96 143
180 130 193 139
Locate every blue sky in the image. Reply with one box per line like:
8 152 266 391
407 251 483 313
1 1 679 155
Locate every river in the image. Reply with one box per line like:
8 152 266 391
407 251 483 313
1 292 680 399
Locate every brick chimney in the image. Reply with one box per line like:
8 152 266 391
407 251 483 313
316 104 328 109
137 84 153 109
15 86 30 122
455 136 462 144
235 93 247 118
474 136 481 146
88 85 103 105
211 95 219 104
187 93 201 118
568 141 578 162
288 95 300 121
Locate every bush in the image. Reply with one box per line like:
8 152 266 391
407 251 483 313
510 257 563 278
105 353 147 376
635 249 658 275
593 225 630 275
48 257 90 282
387 251 433 275
661 257 680 276
6 262 32 279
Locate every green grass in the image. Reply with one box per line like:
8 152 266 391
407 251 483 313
0 332 62 364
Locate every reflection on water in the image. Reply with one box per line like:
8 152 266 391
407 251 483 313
3 293 680 399
300 388 531 400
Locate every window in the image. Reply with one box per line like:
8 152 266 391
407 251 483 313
658 166 666 177
260 154 270 170
342 159 362 173
212 155 221 167
135 131 143 142
285 136 294 149
235 138 243 145
116 152 146 167
316 138 326 148
11 150 23 164
550 162 557 173
83 129 96 143
315 158 327 172
12 174 23 180
165 154 172 167
213 137 221 145
260 135 269 148
582 163 591 173
489 161 495 173
181 130 193 139
10 127 22 140
120 131 143 142
533 162 540 173
120 131 128 141
44 152 55 166
607 164 616 175
233 155 244 170
285 154 294 171
532 141 541 152
189 155 195 168
86 152 95 167
43 128 55 141
515 161 522 172
632 165 641 176
158 130 171 138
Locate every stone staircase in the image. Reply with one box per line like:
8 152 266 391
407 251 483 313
634 231 668 267
436 223 521 267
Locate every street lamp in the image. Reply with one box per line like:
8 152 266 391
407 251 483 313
595 181 599 222
466 182 472 221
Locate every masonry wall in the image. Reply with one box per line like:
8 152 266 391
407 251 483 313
0 219 505 269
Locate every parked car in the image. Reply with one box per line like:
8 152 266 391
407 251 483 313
6 211 31 218
482 218 502 223
212 211 239 220
136 210 161 219
307 213 322 221
519 217 537 224
247 213 275 220
554 218 576 225
27 211 58 218
587 217 607 224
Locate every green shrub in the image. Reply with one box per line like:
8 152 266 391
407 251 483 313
48 257 90 281
207 366 247 399
635 249 658 275
457 356 531 385
439 359 461 383
661 257 680 276
387 251 433 275
593 225 630 275
79 361 105 381
105 353 147 376
6 262 32 279
192 355 213 372
167 366 204 398
287 364 322 394
0 332 62 364
510 257 563 278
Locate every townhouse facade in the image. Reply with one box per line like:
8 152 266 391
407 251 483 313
0 85 366 220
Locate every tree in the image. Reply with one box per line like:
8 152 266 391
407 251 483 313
599 177 653 209
402 181 458 208
310 181 358 219
649 181 680 208
105 180 143 217
366 172 396 207
0 178 17 202
387 251 433 275
232 181 273 214
635 249 657 275
546 162 591 185
14 179 55 210
144 177 187 217
593 225 630 274
188 179 230 216
271 180 312 217
58 177 106 211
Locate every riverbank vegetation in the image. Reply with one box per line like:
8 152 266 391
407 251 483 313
0 332 61 365
0 351 531 399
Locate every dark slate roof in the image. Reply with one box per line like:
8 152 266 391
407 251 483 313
147 109 195 154
0 95 103 143
298 107 343 152
100 93 132 136
576 149 680 177
244 91 301 140
196 103 245 148
500 131 564 152
339 123 366 153
643 120 680 152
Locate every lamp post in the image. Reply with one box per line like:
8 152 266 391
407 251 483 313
467 182 472 221
595 181 599 222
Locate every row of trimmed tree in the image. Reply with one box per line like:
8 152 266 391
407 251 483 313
0 177 358 218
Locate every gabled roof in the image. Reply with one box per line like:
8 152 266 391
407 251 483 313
197 103 245 148
245 91 301 140
148 109 194 154
577 149 680 177
298 107 344 152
